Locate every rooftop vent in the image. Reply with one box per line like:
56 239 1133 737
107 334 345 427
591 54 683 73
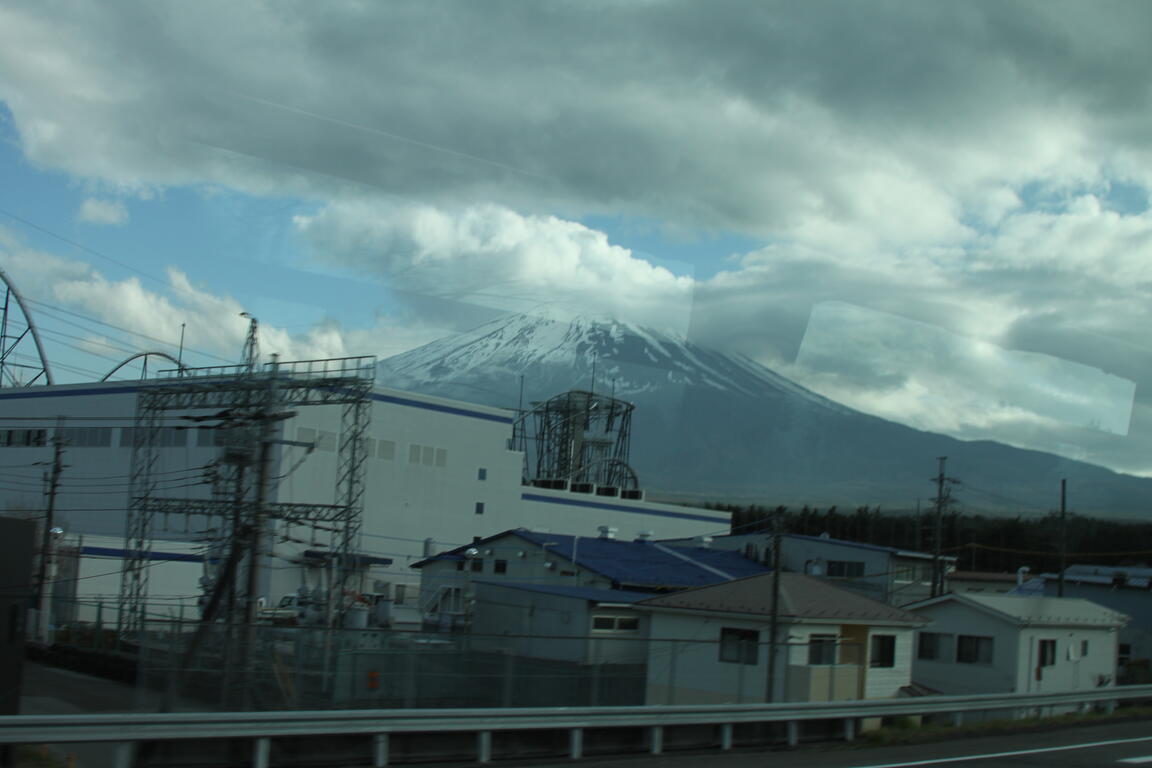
597 526 618 540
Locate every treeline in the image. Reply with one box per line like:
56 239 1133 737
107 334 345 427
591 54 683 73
709 503 1152 574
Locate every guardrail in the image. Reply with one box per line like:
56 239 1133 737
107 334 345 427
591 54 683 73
4 684 1151 768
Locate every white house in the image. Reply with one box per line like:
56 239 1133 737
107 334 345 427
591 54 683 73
634 572 927 705
906 593 1128 698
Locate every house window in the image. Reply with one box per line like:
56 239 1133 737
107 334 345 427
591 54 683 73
494 559 507 574
918 632 942 660
592 615 640 632
870 634 896 668
378 439 396 460
1081 639 1089 657
826 560 865 578
1038 639 1057 667
808 634 838 665
455 561 464 571
422 445 435 465
478 468 487 480
435 448 447 467
409 444 422 463
1120 643 1132 665
475 502 485 515
470 559 483 573
957 635 994 664
393 584 406 606
719 628 759 665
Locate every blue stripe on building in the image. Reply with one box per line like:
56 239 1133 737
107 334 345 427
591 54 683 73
371 392 514 423
81 546 204 563
520 493 728 524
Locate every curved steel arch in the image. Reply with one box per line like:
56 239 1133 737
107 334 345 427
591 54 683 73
0 267 53 386
101 351 188 381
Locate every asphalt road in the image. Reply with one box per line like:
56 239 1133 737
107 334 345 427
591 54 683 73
534 719 1152 768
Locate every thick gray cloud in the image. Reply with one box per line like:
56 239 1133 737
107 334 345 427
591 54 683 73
3 1 1152 473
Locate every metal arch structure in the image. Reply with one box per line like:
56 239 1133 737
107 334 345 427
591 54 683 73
513 389 639 490
0 267 53 387
100 351 188 381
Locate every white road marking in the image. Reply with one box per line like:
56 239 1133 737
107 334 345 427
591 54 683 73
845 735 1152 768
1118 758 1152 764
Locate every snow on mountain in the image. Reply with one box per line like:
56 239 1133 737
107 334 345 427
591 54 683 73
378 312 1152 518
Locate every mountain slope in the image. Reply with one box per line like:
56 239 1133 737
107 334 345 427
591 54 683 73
378 313 1152 519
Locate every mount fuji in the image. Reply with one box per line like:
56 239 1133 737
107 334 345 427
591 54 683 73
377 312 1152 518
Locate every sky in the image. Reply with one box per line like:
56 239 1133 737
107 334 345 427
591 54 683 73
1 1 1152 476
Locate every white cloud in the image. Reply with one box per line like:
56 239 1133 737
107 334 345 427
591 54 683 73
77 198 128 226
294 201 696 334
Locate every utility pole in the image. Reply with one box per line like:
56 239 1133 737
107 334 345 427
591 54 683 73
36 428 65 642
930 457 959 598
766 512 783 702
1057 478 1067 597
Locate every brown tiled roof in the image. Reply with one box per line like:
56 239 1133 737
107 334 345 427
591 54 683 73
635 572 925 625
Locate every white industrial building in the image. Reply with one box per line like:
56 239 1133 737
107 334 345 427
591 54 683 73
0 362 729 629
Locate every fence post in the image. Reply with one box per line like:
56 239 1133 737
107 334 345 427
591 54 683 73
253 737 270 768
786 720 799 748
719 722 733 751
373 733 389 767
667 640 678 705
477 730 492 763
569 727 584 759
843 717 855 742
650 725 664 755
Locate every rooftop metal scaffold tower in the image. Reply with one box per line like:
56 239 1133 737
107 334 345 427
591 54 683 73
118 355 375 640
513 389 638 491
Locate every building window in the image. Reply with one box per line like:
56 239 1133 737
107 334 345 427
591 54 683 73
393 584 406 606
455 561 464 571
378 440 396 460
870 634 896 668
409 444 422 464
362 437 376 457
435 448 447 467
470 559 483 573
719 628 759 665
917 632 946 660
422 445 435 466
58 427 112 447
316 430 337 452
1120 643 1132 665
957 635 994 664
1081 639 1089 657
475 502 485 515
494 559 507 574
592 615 640 632
478 467 487 481
826 561 865 578
1038 639 1057 667
808 634 838 665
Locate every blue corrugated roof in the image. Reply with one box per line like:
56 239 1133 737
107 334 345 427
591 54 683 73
475 581 656 603
413 529 770 588
514 531 769 588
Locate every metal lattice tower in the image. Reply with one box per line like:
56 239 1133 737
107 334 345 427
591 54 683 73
514 389 638 490
0 268 52 387
117 356 375 639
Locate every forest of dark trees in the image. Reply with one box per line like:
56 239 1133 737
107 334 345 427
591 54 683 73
714 503 1152 575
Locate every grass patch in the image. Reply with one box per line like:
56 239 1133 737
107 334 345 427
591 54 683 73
859 706 1152 747
12 745 68 768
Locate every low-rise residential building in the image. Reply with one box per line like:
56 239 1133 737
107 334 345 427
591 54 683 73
412 527 770 630
1014 565 1152 682
634 572 927 704
906 593 1127 698
660 531 956 605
